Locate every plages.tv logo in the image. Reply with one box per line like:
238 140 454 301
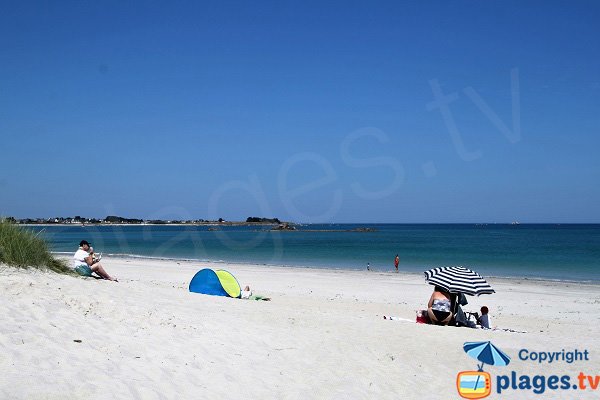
457 341 511 399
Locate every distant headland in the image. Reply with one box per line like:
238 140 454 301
2 215 287 226
2 216 378 232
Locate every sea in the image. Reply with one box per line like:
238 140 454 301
27 224 600 282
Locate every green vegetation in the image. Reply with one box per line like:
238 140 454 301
0 219 71 274
246 217 281 224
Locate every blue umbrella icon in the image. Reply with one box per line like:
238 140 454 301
463 341 511 395
464 341 511 371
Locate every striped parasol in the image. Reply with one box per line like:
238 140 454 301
424 266 495 296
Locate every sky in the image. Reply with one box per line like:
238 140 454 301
1 1 599 223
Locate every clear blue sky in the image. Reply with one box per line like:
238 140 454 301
1 1 599 222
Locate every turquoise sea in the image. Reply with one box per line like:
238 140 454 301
30 224 600 282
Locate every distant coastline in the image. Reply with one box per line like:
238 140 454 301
3 215 289 227
5 216 377 232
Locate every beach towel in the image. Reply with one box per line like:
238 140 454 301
382 316 414 323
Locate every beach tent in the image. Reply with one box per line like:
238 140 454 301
189 268 241 298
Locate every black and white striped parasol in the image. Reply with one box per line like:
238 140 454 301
424 266 495 296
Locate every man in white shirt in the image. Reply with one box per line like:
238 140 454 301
73 240 117 281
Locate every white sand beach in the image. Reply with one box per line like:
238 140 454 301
1 257 599 399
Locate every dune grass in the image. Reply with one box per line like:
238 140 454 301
0 219 71 274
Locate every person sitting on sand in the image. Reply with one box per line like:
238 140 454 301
427 286 453 325
240 285 270 301
478 306 491 329
73 240 117 281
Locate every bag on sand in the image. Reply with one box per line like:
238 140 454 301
416 310 429 324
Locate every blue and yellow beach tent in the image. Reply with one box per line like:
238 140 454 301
189 268 241 298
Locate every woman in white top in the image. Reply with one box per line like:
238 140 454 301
73 240 117 281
